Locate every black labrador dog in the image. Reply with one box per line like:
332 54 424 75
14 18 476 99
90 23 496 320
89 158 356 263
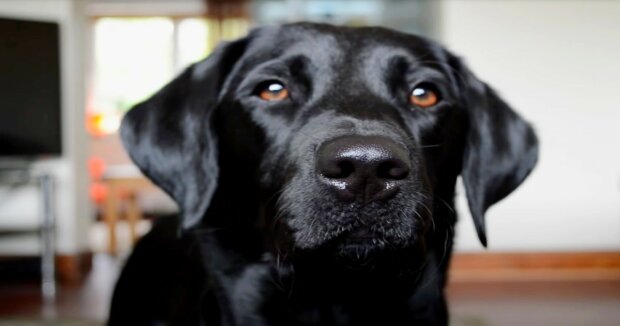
109 23 538 325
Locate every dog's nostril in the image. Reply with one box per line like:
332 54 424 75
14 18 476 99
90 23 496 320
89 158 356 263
376 160 409 180
321 159 355 179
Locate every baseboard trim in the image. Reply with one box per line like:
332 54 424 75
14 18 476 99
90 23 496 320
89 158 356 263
449 251 620 282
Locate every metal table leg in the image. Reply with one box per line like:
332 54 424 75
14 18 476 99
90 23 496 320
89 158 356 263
39 174 56 302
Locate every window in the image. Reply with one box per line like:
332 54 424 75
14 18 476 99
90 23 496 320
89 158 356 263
88 16 248 135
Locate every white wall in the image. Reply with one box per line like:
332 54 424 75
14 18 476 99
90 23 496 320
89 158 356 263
0 0 91 255
440 0 620 252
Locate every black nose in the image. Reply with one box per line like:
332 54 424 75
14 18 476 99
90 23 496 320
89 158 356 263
316 136 411 202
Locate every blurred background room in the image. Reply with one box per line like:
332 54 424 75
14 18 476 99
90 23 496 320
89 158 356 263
0 0 618 325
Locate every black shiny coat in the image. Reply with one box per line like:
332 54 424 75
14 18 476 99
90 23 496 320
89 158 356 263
110 23 538 326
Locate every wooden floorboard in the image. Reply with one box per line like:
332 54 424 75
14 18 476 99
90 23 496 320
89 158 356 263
0 253 618 324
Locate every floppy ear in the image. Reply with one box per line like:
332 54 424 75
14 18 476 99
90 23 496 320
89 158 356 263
120 38 248 230
453 57 539 247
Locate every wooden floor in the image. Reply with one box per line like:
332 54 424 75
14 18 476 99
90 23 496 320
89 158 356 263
0 254 121 322
0 254 619 325
448 281 620 326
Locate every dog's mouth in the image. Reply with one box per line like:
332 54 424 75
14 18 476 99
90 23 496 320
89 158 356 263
330 225 410 253
335 228 389 248
289 202 427 259
292 223 427 274
331 233 390 264
279 171 431 253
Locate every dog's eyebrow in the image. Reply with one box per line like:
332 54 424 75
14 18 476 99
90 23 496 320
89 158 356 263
251 61 291 75
240 54 311 76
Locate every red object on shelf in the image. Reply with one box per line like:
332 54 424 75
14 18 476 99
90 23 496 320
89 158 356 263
90 182 108 204
88 156 106 180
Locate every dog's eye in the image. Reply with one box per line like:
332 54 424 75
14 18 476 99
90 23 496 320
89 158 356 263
409 84 440 108
256 81 289 101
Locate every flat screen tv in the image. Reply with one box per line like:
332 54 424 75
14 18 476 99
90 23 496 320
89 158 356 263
0 17 62 157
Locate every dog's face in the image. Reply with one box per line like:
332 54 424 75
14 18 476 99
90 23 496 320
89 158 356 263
221 26 462 258
121 23 538 266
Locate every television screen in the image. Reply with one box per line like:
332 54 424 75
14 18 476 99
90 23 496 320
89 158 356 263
0 17 62 157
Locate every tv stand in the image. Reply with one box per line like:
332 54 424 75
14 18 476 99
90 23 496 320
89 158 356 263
0 168 56 301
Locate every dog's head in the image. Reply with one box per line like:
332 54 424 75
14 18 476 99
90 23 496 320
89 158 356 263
121 23 537 266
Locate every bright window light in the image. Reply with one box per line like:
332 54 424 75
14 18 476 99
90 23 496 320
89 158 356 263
93 17 174 115
89 16 248 135
177 18 210 71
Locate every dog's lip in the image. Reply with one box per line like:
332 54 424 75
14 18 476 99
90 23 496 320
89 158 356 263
346 228 375 239
331 228 381 247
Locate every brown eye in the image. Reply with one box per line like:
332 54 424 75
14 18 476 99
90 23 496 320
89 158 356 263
409 85 439 108
258 82 289 101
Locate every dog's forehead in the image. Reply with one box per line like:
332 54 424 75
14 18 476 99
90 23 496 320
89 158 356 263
246 23 442 67
243 24 342 64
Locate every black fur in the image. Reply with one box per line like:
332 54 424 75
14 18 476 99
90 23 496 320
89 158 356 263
110 23 538 325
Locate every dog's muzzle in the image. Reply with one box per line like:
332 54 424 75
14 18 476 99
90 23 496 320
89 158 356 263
316 135 411 203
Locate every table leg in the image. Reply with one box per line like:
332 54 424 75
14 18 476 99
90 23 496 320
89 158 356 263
103 185 118 255
39 174 56 302
126 192 142 245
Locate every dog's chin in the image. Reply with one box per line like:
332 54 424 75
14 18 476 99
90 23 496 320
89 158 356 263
333 242 393 268
291 230 425 274
332 230 397 258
